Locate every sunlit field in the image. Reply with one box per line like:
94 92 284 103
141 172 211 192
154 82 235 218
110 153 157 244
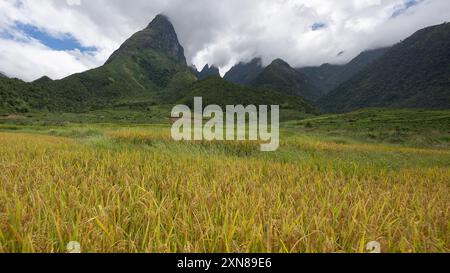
0 116 448 253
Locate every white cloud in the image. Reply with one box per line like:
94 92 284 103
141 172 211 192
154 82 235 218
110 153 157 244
0 38 95 81
66 0 81 6
0 0 449 80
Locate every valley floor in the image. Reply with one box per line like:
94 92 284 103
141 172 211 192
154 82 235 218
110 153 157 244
0 109 448 253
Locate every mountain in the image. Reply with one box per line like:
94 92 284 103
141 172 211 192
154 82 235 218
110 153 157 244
33 76 52 83
0 77 33 113
0 72 6 78
319 23 450 112
224 58 264 85
179 76 315 113
0 14 315 116
224 49 388 99
0 14 196 113
250 59 320 102
195 64 220 80
298 47 389 95
106 14 186 65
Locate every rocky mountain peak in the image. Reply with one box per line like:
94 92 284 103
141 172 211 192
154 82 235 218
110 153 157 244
196 64 220 80
106 14 186 65
223 57 264 85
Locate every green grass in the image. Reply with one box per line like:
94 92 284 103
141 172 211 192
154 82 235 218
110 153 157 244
286 109 450 148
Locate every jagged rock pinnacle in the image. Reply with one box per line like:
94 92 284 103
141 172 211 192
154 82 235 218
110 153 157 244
106 14 186 65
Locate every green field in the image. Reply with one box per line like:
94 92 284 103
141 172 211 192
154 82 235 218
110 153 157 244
0 109 449 253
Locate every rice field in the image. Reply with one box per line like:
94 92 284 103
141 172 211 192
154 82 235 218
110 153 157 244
0 125 448 253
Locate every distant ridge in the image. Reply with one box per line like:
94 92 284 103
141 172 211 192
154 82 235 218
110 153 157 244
224 57 322 102
224 58 264 85
179 76 315 113
250 59 321 102
319 23 450 112
195 64 220 80
33 76 52 83
298 47 389 95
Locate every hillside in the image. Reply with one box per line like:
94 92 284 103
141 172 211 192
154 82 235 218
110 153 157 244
298 47 389 94
0 77 33 114
223 58 264 85
250 59 321 102
179 76 315 114
106 14 187 65
319 23 450 112
288 108 450 148
41 14 195 112
223 48 388 100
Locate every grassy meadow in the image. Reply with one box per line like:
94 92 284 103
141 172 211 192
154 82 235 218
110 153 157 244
0 109 449 253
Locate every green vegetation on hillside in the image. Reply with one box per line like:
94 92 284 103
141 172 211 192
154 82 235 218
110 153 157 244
298 47 389 95
287 109 450 148
195 64 220 80
319 23 450 112
178 76 315 116
224 58 264 85
251 59 321 102
0 77 34 114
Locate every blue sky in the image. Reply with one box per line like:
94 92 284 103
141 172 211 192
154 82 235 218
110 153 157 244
13 22 97 52
311 22 327 31
392 0 424 18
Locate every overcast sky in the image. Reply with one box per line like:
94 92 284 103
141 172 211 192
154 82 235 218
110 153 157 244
1 0 449 81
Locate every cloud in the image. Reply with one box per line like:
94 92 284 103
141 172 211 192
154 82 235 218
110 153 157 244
0 0 449 80
66 0 81 6
0 38 96 81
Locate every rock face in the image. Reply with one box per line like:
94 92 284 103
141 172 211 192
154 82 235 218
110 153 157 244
196 64 220 80
251 59 320 102
106 14 186 65
224 58 264 85
319 22 450 112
